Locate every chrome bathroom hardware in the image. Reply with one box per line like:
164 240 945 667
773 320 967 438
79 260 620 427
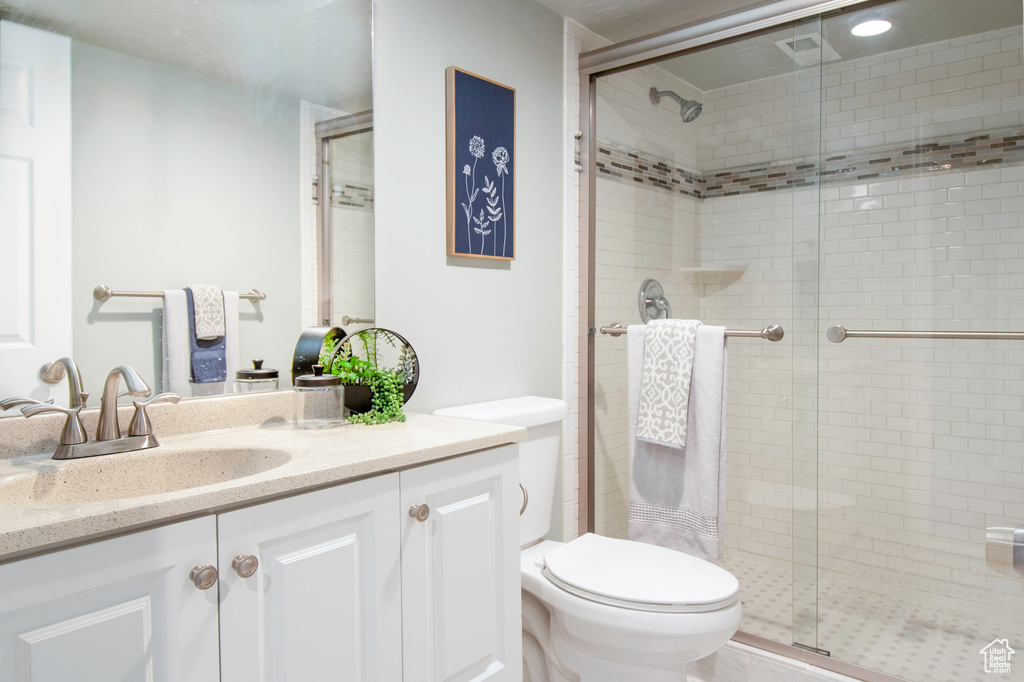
600 322 784 342
409 504 430 522
20 403 87 454
827 325 1024 343
190 565 219 590
639 279 672 322
340 315 375 325
231 555 259 579
39 357 89 409
97 366 151 441
520 483 529 516
93 284 267 303
129 393 182 437
16 364 180 460
649 87 703 122
0 397 53 411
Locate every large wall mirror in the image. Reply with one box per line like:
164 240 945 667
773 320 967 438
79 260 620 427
0 0 374 412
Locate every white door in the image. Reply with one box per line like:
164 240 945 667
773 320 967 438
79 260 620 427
400 445 521 682
0 517 220 681
217 474 403 681
0 21 72 406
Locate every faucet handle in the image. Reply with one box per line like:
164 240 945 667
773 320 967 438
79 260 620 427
129 393 181 437
21 403 87 445
0 397 54 411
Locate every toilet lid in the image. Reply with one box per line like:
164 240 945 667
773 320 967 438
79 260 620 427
542 534 739 613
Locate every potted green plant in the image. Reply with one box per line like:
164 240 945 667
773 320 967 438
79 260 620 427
319 328 418 424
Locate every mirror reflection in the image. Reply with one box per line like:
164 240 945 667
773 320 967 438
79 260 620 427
0 0 373 412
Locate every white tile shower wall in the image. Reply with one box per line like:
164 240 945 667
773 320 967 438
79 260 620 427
594 177 700 537
700 26 1024 171
815 164 1024 627
299 101 347 327
329 133 375 328
699 26 1024 633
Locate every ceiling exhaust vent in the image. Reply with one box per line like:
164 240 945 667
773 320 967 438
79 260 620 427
774 32 841 67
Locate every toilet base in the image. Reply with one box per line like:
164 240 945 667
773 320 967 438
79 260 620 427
520 541 741 682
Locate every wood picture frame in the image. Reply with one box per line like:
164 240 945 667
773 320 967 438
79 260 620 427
446 66 516 260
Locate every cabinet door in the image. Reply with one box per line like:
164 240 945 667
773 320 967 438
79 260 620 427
401 444 521 682
0 516 220 682
218 473 402 682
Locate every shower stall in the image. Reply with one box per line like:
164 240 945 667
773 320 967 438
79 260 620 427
578 0 1024 679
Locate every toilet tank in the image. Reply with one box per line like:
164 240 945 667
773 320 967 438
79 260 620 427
433 397 568 547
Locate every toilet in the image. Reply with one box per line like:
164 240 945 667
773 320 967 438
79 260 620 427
433 396 742 682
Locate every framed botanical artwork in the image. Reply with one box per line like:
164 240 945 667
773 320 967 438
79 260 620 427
446 66 516 260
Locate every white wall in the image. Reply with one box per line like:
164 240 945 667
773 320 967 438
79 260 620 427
373 0 565 415
71 41 301 400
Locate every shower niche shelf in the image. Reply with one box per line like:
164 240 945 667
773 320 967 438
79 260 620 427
679 265 746 290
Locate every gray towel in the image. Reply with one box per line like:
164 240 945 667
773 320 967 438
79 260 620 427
637 319 701 449
628 324 728 561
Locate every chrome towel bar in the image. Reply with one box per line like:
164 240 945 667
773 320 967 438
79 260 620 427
827 325 1024 343
94 285 266 303
599 323 784 341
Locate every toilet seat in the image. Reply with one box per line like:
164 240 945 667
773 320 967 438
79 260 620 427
541 534 739 613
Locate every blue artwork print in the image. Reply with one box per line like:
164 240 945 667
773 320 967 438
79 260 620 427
447 67 515 260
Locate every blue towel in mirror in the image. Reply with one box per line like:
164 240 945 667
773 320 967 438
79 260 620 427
185 288 227 383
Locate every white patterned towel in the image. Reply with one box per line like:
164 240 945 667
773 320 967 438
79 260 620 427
188 285 225 340
636 319 702 450
628 324 728 561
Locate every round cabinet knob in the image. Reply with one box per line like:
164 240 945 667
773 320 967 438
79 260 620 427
231 554 259 578
409 504 430 522
189 565 219 590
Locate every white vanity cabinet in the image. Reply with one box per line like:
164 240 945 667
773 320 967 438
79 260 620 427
0 443 520 682
217 473 403 681
0 516 220 682
401 445 521 682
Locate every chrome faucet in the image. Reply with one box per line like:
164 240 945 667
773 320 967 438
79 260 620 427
40 356 89 409
97 365 151 441
9 363 180 460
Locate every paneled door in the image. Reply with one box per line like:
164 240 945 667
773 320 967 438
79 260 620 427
0 21 72 405
0 517 221 681
400 445 521 682
217 474 403 681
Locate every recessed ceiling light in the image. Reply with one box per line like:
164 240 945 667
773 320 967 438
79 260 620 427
851 20 892 37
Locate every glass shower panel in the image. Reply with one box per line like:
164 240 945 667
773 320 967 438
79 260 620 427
327 131 375 325
590 19 823 650
591 65 702 540
816 1 1024 679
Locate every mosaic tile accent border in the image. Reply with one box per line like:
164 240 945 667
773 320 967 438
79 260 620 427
311 180 374 210
596 127 1024 200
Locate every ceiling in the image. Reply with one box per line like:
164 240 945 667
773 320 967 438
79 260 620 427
0 0 372 112
534 0 770 44
537 0 1022 91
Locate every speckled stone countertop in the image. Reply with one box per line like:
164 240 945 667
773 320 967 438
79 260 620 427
0 393 525 562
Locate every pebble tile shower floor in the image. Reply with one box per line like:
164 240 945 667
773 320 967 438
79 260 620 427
721 558 1018 682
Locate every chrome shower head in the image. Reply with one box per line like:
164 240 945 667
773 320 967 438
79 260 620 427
650 87 703 122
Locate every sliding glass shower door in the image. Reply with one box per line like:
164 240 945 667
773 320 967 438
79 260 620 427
813 2 1024 678
586 0 1024 679
590 15 823 655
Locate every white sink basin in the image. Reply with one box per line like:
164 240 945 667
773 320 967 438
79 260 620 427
0 447 292 506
